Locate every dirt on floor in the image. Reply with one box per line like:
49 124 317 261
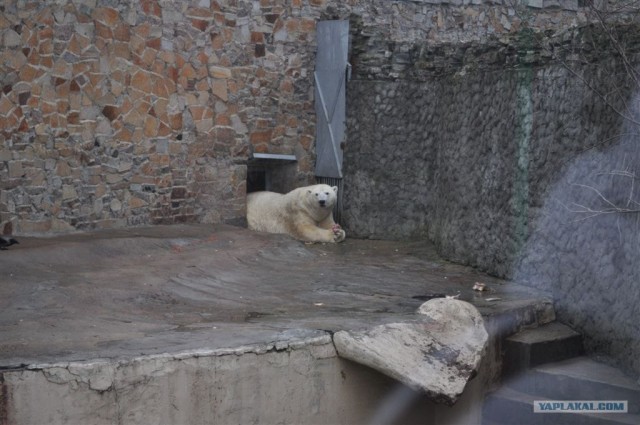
0 224 550 367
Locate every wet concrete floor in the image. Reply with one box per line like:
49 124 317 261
0 224 551 367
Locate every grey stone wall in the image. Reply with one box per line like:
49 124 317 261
515 132 640 379
344 27 629 262
343 22 640 377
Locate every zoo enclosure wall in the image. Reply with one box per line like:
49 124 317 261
341 1 640 378
2 0 638 379
1 0 594 235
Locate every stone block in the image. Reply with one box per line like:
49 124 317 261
8 161 24 178
106 174 123 185
51 218 75 232
143 116 159 137
195 118 214 134
191 19 208 31
62 185 78 201
93 7 120 26
3 29 21 48
209 65 232 79
171 187 188 200
503 322 584 376
18 219 52 234
249 130 273 145
210 79 227 101
334 299 488 405
129 197 147 208
110 198 122 212
102 105 119 121
56 161 72 177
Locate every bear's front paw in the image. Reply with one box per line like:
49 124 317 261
333 228 346 243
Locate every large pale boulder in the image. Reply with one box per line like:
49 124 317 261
333 298 488 404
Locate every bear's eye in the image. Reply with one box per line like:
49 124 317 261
315 193 318 197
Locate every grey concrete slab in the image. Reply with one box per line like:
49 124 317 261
507 321 582 345
536 357 640 391
504 321 585 374
483 385 640 425
505 356 640 414
0 224 552 367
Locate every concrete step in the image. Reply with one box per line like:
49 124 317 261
483 322 639 425
482 386 640 425
507 357 640 414
503 322 584 376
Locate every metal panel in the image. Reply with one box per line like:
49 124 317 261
316 176 344 225
314 20 349 179
250 153 297 162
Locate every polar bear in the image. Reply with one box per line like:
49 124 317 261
247 184 346 243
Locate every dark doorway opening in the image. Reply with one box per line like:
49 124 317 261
246 153 298 194
247 169 266 193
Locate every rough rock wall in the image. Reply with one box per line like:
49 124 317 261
515 131 640 379
344 27 629 268
343 9 640 376
0 0 322 233
0 0 601 234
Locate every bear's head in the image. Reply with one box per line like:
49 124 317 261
307 184 338 210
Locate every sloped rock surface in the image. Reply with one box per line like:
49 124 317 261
333 298 488 405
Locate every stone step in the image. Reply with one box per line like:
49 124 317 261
503 322 584 376
482 386 640 425
507 357 640 414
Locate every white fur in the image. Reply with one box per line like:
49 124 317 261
247 184 346 243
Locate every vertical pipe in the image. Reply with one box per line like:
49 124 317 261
513 31 534 254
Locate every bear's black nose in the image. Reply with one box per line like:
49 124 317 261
319 200 326 207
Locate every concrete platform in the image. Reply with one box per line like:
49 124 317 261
0 224 557 425
0 224 553 368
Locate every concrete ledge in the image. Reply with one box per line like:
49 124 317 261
0 225 555 424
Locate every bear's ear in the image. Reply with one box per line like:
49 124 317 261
307 189 312 194
332 186 338 193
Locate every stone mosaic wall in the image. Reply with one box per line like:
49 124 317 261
0 0 605 234
0 0 322 233
0 0 609 234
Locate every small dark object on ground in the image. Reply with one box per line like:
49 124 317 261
412 293 446 301
0 236 19 250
